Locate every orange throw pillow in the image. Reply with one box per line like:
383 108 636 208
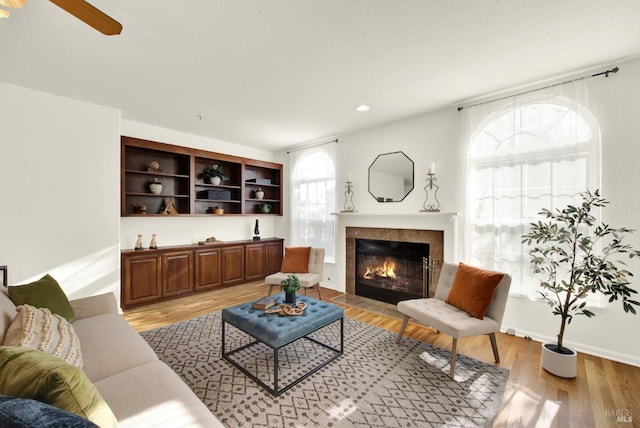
445 262 505 319
280 247 311 273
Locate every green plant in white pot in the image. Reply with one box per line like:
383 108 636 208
522 190 640 378
202 164 228 185
280 274 300 304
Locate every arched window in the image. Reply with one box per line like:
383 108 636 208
466 87 600 297
290 144 336 263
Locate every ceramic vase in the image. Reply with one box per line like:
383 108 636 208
541 342 577 378
260 203 271 214
149 178 163 195
255 188 264 199
209 176 222 185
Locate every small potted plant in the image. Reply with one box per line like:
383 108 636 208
522 190 640 378
202 164 228 185
280 274 301 304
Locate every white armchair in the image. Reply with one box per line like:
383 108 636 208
396 262 511 378
266 247 325 299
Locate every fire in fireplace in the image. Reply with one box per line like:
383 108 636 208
355 238 429 305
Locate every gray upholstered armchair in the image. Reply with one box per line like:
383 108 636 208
396 262 511 378
266 247 325 299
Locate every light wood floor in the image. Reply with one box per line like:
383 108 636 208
123 281 640 428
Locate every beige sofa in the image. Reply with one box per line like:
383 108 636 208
0 288 223 428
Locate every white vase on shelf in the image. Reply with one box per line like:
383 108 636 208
149 178 163 195
255 187 264 200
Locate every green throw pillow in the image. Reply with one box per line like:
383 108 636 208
0 346 118 428
8 274 75 322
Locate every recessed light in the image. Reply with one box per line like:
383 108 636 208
355 105 370 112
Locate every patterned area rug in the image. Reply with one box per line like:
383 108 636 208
141 312 508 427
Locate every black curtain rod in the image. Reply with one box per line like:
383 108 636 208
457 66 619 112
286 138 338 154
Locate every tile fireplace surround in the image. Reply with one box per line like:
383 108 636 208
334 212 459 296
346 227 444 298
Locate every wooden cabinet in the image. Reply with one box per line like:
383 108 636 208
194 248 221 291
221 246 244 286
121 253 162 307
120 238 283 309
245 243 266 281
161 250 194 297
121 136 282 216
266 240 284 275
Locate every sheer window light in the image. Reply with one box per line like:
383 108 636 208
290 143 336 263
463 80 601 299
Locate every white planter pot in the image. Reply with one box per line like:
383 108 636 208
209 176 222 186
541 342 577 378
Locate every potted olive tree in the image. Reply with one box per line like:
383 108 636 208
202 164 228 185
522 190 640 378
280 274 301 304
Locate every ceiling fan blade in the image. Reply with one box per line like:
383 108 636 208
0 0 27 8
49 0 122 35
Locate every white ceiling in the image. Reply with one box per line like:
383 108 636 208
1 1 640 151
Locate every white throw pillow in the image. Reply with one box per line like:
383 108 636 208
2 304 83 368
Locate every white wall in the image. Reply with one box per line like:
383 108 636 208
120 120 286 250
300 58 640 366
0 82 121 301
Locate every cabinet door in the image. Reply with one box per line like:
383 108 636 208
245 243 266 281
266 240 284 274
121 254 162 308
195 248 221 290
221 246 244 286
161 251 194 297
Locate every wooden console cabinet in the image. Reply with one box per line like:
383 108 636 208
121 238 283 309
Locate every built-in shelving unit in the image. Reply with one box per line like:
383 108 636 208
121 136 283 217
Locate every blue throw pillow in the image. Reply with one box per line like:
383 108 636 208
0 394 98 428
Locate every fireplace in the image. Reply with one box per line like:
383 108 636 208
356 238 429 304
345 227 444 303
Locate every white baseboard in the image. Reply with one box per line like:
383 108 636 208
500 326 640 368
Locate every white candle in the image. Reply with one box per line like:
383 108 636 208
347 172 352 182
428 162 436 175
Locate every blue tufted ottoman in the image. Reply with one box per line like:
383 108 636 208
221 293 344 396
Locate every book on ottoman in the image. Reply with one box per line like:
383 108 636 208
252 296 277 310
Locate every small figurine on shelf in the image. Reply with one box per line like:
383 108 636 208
253 219 260 240
135 234 144 250
133 203 147 214
149 234 158 249
162 199 179 215
147 161 162 173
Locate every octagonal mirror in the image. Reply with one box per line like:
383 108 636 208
368 151 414 202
